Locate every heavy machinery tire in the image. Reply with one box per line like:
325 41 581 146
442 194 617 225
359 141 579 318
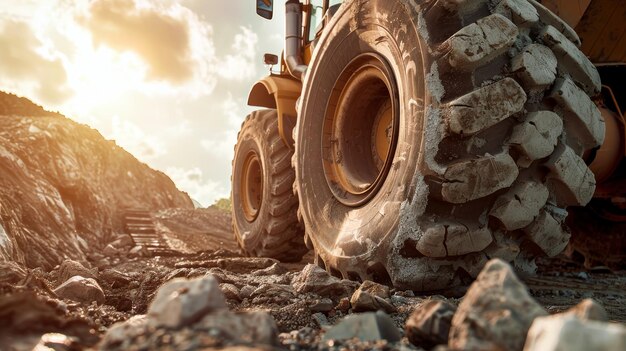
232 109 307 262
294 0 604 290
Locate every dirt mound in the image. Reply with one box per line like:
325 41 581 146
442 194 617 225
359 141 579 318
0 91 193 269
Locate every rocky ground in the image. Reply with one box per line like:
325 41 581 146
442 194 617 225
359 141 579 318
0 207 624 351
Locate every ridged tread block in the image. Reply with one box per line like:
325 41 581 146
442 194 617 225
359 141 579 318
527 0 581 46
539 26 601 95
425 0 599 277
493 0 539 27
550 78 605 150
232 110 307 262
545 144 596 207
446 78 527 135
416 223 493 258
443 13 519 70
442 152 519 204
490 180 549 231
523 210 570 257
509 111 563 167
511 44 557 92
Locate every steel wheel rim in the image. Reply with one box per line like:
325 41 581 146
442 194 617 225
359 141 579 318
241 151 263 222
321 52 399 207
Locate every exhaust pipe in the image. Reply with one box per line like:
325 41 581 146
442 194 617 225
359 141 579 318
285 0 307 80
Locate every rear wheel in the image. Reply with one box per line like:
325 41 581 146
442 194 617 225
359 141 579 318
294 0 604 290
232 110 307 262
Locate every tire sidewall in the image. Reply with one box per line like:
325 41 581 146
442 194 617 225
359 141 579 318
296 0 430 261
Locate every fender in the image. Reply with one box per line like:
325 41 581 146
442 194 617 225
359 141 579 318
248 75 302 147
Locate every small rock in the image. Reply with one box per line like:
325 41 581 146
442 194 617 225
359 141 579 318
251 284 295 300
33 333 78 351
336 297 351 313
322 311 401 343
103 244 119 256
54 276 105 304
112 233 134 247
128 246 149 258
100 269 131 288
292 264 355 298
101 315 149 350
239 285 255 299
57 260 96 284
406 300 456 349
251 262 288 276
449 259 547 351
390 295 409 306
197 310 279 346
220 283 241 301
524 315 626 351
313 312 331 327
148 275 226 328
310 298 334 313
575 271 590 280
361 280 390 298
563 298 608 322
350 280 396 313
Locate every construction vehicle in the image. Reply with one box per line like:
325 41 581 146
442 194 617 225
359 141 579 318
232 0 626 290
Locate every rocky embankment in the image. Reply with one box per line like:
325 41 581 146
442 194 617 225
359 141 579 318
0 91 193 269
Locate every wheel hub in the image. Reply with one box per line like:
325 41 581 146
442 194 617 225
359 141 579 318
322 53 399 207
241 151 263 222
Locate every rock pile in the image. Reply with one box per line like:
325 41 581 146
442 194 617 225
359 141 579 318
0 91 193 269
101 275 280 350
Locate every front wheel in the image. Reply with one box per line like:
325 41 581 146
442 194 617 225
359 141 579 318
231 110 307 262
294 0 604 290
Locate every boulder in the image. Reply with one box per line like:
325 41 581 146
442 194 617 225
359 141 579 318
350 280 396 313
197 310 279 346
563 298 608 322
322 311 401 343
54 276 105 304
449 259 547 351
524 315 626 351
292 264 356 298
148 275 227 328
57 260 96 284
406 300 456 349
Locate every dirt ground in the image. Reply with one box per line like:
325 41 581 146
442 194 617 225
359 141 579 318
155 208 626 324
1 207 624 350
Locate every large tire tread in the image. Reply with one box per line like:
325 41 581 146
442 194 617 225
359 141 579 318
232 110 307 262
296 0 604 290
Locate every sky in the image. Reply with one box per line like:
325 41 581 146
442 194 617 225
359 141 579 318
0 0 287 206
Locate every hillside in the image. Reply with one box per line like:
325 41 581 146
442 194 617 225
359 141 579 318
0 91 193 269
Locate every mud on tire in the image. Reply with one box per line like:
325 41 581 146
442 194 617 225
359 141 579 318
294 0 604 290
232 110 307 262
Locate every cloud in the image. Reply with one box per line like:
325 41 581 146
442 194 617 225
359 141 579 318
0 20 71 104
200 92 247 160
110 115 166 160
79 0 214 84
165 167 226 207
219 26 259 81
